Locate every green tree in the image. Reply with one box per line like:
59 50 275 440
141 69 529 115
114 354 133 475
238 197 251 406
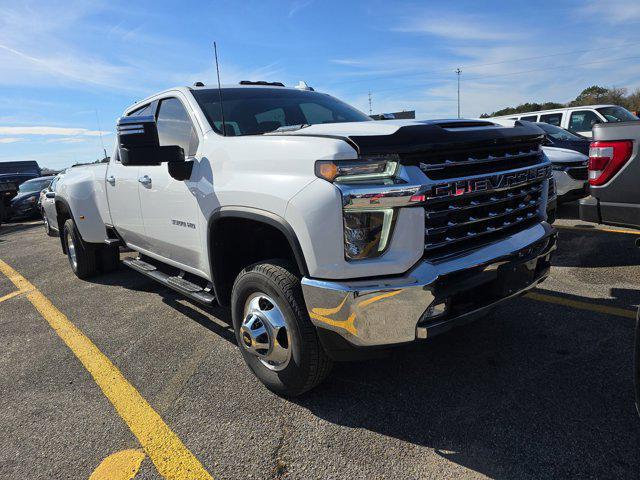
569 85 609 106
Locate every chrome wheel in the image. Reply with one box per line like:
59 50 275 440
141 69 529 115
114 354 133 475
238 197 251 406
241 293 291 371
66 230 78 270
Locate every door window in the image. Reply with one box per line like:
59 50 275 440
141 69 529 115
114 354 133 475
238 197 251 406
539 113 562 126
569 110 600 133
130 103 153 117
157 98 199 156
520 115 538 122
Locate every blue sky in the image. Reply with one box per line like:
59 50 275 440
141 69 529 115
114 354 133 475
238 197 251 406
1 0 639 169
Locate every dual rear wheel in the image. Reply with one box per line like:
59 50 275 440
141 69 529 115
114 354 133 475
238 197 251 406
62 219 119 279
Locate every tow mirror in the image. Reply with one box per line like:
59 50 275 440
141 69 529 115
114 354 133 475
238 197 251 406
116 115 185 166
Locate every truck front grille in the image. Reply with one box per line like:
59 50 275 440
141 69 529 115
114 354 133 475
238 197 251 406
423 179 545 257
403 140 549 259
406 141 542 180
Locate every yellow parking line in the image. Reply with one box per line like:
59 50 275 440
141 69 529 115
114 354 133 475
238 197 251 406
89 449 146 480
0 259 213 480
556 225 640 235
0 288 29 304
526 291 636 319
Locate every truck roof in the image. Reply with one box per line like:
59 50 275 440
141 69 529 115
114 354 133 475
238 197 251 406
127 83 313 113
491 104 619 119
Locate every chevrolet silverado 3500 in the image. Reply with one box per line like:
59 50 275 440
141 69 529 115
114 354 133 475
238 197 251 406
55 83 557 395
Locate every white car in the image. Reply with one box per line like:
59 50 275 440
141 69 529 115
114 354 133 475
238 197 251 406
543 146 588 202
40 173 64 236
490 104 639 138
54 82 557 395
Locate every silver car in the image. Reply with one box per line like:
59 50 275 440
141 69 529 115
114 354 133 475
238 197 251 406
40 173 64 236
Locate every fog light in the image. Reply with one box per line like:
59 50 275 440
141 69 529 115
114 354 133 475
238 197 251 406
423 300 449 320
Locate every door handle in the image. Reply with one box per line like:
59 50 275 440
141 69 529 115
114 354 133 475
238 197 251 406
138 175 152 186
106 175 115 185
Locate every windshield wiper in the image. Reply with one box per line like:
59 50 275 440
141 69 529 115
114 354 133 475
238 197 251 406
264 124 310 135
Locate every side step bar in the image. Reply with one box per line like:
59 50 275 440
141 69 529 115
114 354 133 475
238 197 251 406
122 257 216 307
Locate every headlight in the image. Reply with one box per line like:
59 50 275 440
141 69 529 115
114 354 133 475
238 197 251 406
315 155 399 183
343 209 394 260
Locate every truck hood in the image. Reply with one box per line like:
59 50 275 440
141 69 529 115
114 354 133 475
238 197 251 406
269 119 546 155
542 146 588 165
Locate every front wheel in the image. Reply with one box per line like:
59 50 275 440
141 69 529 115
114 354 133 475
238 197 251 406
231 261 332 396
42 210 56 237
62 219 98 279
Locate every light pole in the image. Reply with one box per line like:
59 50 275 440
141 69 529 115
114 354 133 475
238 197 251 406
456 68 462 118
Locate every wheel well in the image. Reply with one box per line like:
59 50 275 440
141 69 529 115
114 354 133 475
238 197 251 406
55 200 72 253
210 217 302 306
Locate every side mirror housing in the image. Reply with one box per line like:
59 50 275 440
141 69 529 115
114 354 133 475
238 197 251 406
116 115 185 166
45 191 56 199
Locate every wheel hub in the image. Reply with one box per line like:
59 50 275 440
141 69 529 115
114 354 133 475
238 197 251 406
241 293 291 371
66 231 78 270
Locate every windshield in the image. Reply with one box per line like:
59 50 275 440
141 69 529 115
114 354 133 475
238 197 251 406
0 161 40 175
535 122 583 141
18 178 51 193
596 106 639 122
192 88 371 136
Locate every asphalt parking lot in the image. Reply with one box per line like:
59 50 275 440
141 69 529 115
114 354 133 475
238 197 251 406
1 204 639 480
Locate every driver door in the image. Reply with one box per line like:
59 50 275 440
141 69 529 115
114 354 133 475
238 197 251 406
137 96 202 271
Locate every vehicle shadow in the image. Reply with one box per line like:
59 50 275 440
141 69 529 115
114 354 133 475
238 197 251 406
88 265 236 345
552 225 639 268
555 201 580 220
291 288 640 479
0 220 42 238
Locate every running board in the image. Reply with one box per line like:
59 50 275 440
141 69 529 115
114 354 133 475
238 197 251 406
122 257 216 306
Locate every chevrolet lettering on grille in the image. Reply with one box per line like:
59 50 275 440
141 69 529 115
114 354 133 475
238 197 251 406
427 165 551 200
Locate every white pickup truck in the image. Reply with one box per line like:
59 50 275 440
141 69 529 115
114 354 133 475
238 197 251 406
55 82 557 395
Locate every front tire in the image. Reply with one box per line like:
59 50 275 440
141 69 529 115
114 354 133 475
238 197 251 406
231 261 332 396
42 210 56 237
62 218 98 279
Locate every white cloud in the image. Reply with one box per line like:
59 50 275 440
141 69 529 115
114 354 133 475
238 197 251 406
393 14 517 41
583 0 640 24
0 137 25 144
0 126 110 136
288 0 314 18
45 137 87 144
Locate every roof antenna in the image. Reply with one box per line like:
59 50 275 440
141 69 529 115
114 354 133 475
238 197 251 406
213 41 227 136
94 109 108 160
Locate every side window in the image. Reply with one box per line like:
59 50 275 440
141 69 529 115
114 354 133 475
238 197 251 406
129 103 153 117
50 177 58 191
569 110 600 133
539 113 562 126
520 115 538 122
156 98 199 156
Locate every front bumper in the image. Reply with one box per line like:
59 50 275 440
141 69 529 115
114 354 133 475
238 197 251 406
552 170 587 202
302 222 556 348
9 202 39 219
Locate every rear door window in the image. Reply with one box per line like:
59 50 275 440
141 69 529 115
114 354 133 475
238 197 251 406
568 110 600 133
520 115 538 122
539 113 562 126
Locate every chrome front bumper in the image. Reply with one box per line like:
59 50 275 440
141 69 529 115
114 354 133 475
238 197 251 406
301 222 556 348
